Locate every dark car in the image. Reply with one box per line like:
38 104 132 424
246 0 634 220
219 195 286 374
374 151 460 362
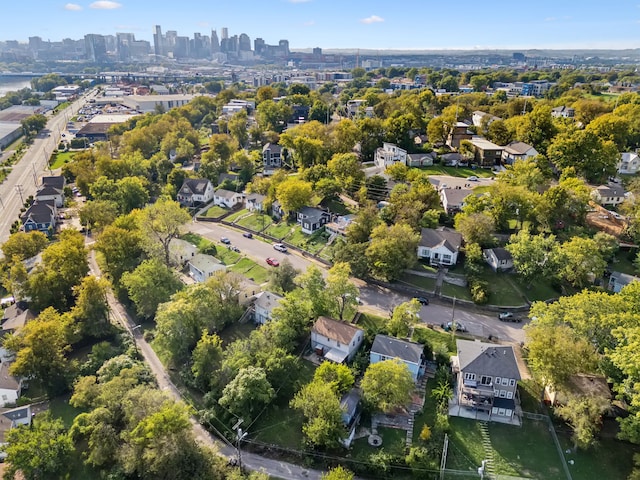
221 237 231 244
414 296 430 306
498 312 522 323
441 321 467 333
242 232 253 239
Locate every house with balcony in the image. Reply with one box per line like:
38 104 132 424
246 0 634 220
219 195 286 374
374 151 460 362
21 200 57 234
374 142 407 169
370 334 425 382
177 178 214 207
262 143 283 175
311 316 364 364
417 227 463 266
451 339 521 424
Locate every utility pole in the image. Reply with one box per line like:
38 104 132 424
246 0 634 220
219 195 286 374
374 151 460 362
232 419 247 470
15 185 24 205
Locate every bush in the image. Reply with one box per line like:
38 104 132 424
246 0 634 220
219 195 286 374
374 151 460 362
419 424 432 442
469 277 489 304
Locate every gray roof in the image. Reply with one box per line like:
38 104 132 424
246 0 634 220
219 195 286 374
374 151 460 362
298 206 329 221
218 173 239 183
371 334 423 365
214 188 241 199
610 271 640 286
189 253 224 273
419 227 463 252
441 188 473 206
503 141 535 155
0 362 20 391
1 405 30 422
254 290 283 312
41 176 65 190
21 201 55 224
340 388 360 418
246 193 266 203
595 184 625 197
36 185 63 197
181 178 211 195
263 142 282 154
485 247 512 262
457 339 521 380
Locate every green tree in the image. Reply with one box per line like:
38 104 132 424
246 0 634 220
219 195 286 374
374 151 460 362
191 331 224 392
506 230 560 286
291 381 345 448
313 362 355 396
3 413 73 480
557 236 607 288
268 257 299 294
497 159 547 191
138 198 191 266
275 178 313 215
71 275 111 338
219 366 275 421
361 359 414 412
1 231 48 261
94 222 145 284
79 200 120 231
321 466 355 480
228 109 249 147
387 299 421 338
556 395 610 451
121 259 183 319
366 223 419 281
325 262 360 321
454 212 495 246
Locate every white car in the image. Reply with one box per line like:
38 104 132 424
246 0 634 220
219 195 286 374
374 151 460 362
466 175 479 181
273 243 288 253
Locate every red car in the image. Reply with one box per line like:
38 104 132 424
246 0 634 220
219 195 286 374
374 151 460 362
266 257 279 267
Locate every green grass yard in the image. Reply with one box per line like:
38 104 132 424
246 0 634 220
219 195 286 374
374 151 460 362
477 269 528 306
237 212 273 232
264 221 293 239
286 228 328 254
411 325 457 356
440 281 473 301
215 247 242 265
49 151 75 170
399 273 437 292
201 205 229 218
217 321 256 347
610 250 639 276
224 208 249 222
229 257 269 284
420 165 494 178
516 276 562 303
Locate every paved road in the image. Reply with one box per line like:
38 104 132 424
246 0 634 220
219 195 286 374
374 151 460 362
189 221 527 345
87 250 328 480
0 96 86 249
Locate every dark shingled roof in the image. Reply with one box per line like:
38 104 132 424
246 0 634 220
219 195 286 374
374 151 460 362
180 178 211 195
485 247 512 262
457 339 521 380
419 227 463 252
371 334 423 365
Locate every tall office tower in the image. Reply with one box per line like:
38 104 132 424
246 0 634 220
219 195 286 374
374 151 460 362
211 29 220 53
174 36 190 58
116 32 134 61
254 37 265 55
238 33 251 51
279 39 290 56
228 35 238 54
221 27 229 40
165 30 177 55
84 34 108 62
153 25 163 57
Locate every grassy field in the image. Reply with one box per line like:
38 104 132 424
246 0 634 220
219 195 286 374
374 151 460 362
237 212 273 231
420 165 494 178
180 232 213 252
286 228 328 254
217 321 256 347
516 276 561 303
440 281 473 301
400 273 437 292
477 269 527 306
351 426 408 457
224 208 249 222
202 205 229 218
264 221 293 239
215 247 242 265
412 325 457 356
50 151 75 170
610 250 639 276
228 257 269 284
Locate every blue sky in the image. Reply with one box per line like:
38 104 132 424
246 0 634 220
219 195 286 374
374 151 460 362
3 0 640 50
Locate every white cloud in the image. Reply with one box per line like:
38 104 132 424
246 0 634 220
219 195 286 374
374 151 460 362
64 3 82 10
197 21 209 27
360 15 384 24
303 20 315 26
90 1 122 9
289 0 311 3
544 16 557 22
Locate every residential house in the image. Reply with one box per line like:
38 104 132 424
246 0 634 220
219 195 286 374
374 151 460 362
21 200 56 234
452 339 522 422
619 152 640 175
169 238 198 266
0 405 32 445
213 188 244 209
188 254 226 283
325 214 356 238
470 137 503 168
447 122 473 149
177 178 214 207
0 302 35 362
245 193 267 212
375 142 407 169
417 227 463 266
253 290 284 325
406 152 435 167
501 141 538 165
370 334 425 382
472 111 501 129
591 184 625 207
218 172 239 185
608 271 640 293
270 200 286 220
483 248 514 272
440 188 472 214
297 206 330 235
551 106 575 118
262 143 283 175
35 175 65 207
340 388 361 447
0 363 21 407
310 316 364 363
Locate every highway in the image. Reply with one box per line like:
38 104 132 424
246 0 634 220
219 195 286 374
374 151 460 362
0 96 85 249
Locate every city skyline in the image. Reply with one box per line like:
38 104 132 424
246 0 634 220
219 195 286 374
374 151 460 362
3 0 640 51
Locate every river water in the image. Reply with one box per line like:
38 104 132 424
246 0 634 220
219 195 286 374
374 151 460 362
0 78 33 97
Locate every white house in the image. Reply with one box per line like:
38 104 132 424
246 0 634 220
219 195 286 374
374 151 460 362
311 316 364 364
245 193 267 212
440 188 472 214
406 152 435 167
0 405 32 447
417 227 463 266
375 142 407 169
608 271 640 293
370 334 425 382
619 152 640 175
551 106 575 118
177 178 214 207
483 247 514 272
213 188 244 209
188 254 226 283
591 185 625 207
472 111 501 129
169 238 198 266
501 142 538 165
35 176 65 208
253 290 284 325
0 363 21 407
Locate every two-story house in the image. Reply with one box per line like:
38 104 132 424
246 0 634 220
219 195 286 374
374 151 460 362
417 227 463 266
188 254 226 283
262 143 283 175
619 152 640 175
370 334 425 382
245 193 267 212
213 188 244 209
591 184 625 207
311 316 364 364
440 188 472 214
0 363 21 407
447 122 473 149
297 207 330 235
177 178 214 207
501 141 538 165
253 290 284 325
375 142 407 169
21 200 57 234
35 175 66 208
483 247 514 272
452 339 521 423
470 137 503 168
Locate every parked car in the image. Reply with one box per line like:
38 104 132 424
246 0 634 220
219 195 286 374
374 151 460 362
498 312 521 322
414 296 430 306
221 237 230 244
466 175 479 181
441 321 467 333
266 257 280 267
242 232 253 239
273 243 287 252
230 246 240 252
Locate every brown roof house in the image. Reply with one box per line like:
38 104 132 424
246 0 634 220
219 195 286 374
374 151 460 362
311 316 364 364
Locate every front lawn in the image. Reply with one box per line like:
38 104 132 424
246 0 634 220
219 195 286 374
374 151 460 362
440 281 473 301
420 165 494 178
180 232 213 252
264 221 293 239
50 151 75 170
286 228 329 254
516 276 562 303
228 257 270 284
225 208 249 222
399 273 437 292
477 269 527 306
215 247 242 265
237 212 273 232
201 205 229 218
411 325 456 356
